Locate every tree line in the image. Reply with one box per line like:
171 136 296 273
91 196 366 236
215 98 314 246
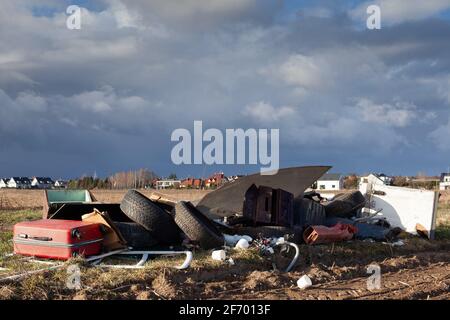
67 169 158 190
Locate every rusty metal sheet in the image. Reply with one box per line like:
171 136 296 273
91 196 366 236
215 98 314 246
197 166 331 219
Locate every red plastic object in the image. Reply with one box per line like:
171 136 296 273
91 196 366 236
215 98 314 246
13 219 103 260
303 223 358 244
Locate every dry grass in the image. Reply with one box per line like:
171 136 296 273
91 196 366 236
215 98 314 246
0 189 211 210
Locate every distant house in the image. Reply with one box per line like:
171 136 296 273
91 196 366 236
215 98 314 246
205 172 225 188
8 177 32 189
316 173 343 191
54 180 68 189
156 179 181 189
440 173 450 190
359 173 393 186
377 173 394 185
180 178 203 189
31 177 54 189
0 178 8 189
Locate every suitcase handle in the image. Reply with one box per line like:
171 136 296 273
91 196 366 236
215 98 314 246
71 229 81 239
18 234 53 241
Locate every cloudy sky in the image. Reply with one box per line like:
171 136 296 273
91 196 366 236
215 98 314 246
1 0 450 179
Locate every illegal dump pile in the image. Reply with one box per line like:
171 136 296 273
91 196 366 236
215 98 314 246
0 166 441 286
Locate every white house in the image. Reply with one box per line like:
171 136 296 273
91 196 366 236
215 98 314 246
316 173 343 191
0 178 8 188
8 177 32 189
359 173 394 194
54 180 68 189
359 173 385 186
377 173 394 185
440 173 450 190
156 180 181 189
31 177 54 189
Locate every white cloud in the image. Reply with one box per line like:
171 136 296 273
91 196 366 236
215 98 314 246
350 0 450 25
242 101 295 122
355 98 418 127
0 0 449 175
265 54 323 90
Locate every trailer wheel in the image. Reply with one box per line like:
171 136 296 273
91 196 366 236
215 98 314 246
173 201 224 249
120 190 180 244
114 222 159 248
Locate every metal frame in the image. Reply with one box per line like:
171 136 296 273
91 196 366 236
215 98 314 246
89 250 193 270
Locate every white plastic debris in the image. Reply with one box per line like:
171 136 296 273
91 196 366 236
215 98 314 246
297 275 312 290
235 238 250 250
275 237 285 245
224 234 253 246
211 250 227 261
391 240 405 247
228 258 235 265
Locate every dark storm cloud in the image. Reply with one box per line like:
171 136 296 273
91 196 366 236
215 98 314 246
0 0 450 177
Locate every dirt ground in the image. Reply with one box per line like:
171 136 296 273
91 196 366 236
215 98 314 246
0 189 449 300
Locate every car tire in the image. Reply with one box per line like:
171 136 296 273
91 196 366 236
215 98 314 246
114 222 158 249
324 191 366 218
120 189 180 244
173 201 224 249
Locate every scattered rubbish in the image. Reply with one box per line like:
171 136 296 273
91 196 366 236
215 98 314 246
211 249 227 261
120 190 181 245
293 197 326 228
44 189 128 221
272 240 300 272
303 223 357 244
231 225 299 242
416 223 429 239
387 240 405 247
148 192 177 208
323 191 366 218
114 222 159 249
223 234 252 246
173 201 224 249
254 237 299 272
324 217 401 242
242 185 294 227
7 165 440 282
90 250 193 270
297 275 312 290
82 209 127 251
13 219 103 260
197 166 331 219
235 238 250 250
